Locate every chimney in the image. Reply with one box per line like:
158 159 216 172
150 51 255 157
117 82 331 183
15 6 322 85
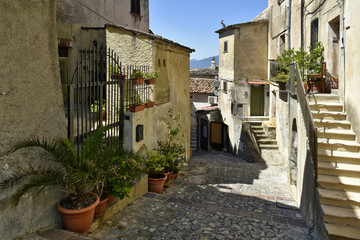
211 57 216 70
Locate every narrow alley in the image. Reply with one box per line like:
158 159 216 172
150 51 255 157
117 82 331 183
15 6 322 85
87 150 315 240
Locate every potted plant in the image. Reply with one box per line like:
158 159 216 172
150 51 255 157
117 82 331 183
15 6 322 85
144 151 167 193
105 149 143 204
0 127 130 233
91 100 106 120
144 99 155 108
92 137 143 217
144 71 158 85
109 65 126 80
129 102 145 112
130 69 144 85
157 109 185 181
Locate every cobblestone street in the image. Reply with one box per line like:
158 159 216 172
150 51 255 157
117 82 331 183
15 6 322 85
89 150 316 240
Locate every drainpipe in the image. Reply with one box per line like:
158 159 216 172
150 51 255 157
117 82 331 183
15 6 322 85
301 0 305 49
288 0 292 49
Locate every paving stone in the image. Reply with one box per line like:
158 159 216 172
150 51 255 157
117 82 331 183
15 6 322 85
88 151 317 240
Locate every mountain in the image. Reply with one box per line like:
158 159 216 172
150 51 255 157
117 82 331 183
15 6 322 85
190 55 219 69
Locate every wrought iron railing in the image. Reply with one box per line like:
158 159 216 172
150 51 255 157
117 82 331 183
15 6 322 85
63 46 153 149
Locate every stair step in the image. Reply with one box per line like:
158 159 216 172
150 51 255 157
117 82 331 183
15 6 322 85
318 150 360 165
311 111 347 121
318 174 360 187
314 119 351 130
254 134 268 139
318 188 360 203
257 139 277 144
325 223 360 239
322 204 360 219
307 94 339 103
259 144 278 149
310 103 343 112
317 138 360 152
317 128 356 141
318 161 360 173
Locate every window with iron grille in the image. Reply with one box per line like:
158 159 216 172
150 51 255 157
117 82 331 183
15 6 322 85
131 0 141 15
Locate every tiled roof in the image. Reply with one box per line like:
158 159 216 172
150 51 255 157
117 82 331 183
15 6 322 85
190 68 218 76
190 78 214 93
197 104 219 112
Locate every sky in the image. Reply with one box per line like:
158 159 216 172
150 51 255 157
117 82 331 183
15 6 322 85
149 1 269 60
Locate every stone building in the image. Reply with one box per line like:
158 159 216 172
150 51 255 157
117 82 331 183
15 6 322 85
268 0 360 238
215 14 269 156
0 1 193 239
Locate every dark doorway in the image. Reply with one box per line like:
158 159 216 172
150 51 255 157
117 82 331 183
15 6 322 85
200 119 209 151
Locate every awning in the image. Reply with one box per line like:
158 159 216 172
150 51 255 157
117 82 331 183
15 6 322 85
248 81 270 85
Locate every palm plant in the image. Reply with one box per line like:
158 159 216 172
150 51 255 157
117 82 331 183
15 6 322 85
0 127 110 208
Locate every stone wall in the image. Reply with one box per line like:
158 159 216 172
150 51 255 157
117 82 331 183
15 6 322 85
57 0 149 32
0 1 67 239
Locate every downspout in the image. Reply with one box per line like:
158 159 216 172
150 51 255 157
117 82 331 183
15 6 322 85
288 0 292 49
301 0 305 49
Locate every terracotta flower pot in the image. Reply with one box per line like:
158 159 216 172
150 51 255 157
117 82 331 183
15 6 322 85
131 78 144 85
148 174 166 194
145 78 156 85
57 192 99 234
94 192 109 217
145 101 155 108
129 103 145 112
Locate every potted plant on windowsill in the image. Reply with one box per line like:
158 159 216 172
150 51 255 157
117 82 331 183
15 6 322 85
129 102 145 112
91 100 106 120
144 71 158 85
110 65 126 80
130 69 145 85
144 99 155 108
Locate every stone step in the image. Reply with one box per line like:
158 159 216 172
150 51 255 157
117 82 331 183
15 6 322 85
257 139 277 144
318 188 360 203
318 149 360 165
317 128 356 141
310 103 343 112
254 134 268 139
307 94 340 103
318 161 360 173
318 174 360 188
314 119 351 130
325 223 360 239
311 111 347 121
317 138 360 152
322 204 360 219
259 144 278 149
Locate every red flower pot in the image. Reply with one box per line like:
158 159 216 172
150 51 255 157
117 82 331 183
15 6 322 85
148 174 166 194
129 104 145 112
131 78 144 85
145 101 155 108
145 78 156 85
94 192 109 217
56 192 99 234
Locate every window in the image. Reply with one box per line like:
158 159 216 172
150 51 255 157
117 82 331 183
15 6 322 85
136 124 143 142
278 0 285 4
131 0 141 15
279 34 286 53
224 41 228 53
223 81 227 92
311 18 319 49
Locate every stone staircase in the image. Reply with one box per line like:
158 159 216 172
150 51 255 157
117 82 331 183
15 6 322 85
309 93 360 239
190 127 197 151
249 121 278 150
